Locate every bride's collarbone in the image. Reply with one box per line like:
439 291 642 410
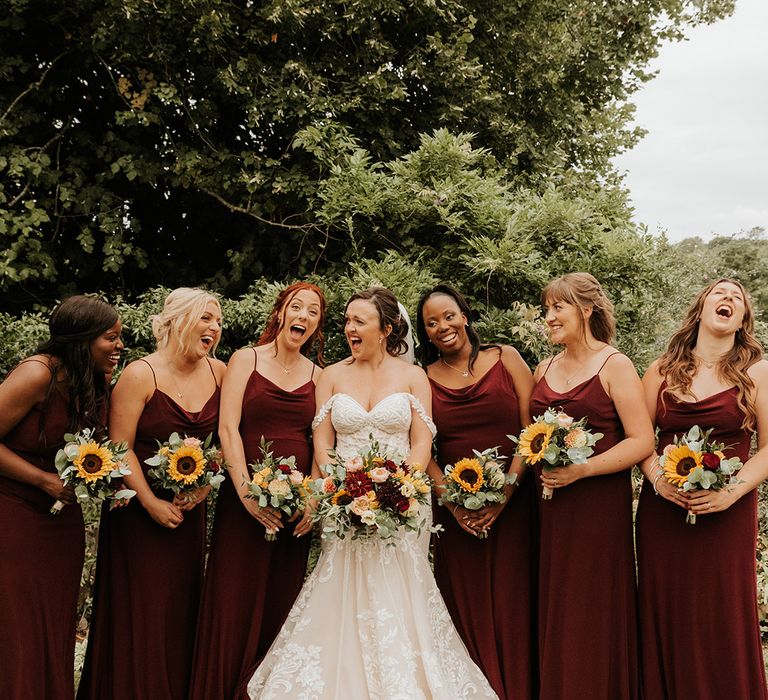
334 390 410 413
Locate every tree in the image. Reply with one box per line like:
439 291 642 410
0 0 734 304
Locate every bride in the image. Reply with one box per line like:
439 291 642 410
246 288 498 699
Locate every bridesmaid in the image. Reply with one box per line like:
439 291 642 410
0 296 122 700
636 278 768 699
190 282 326 700
530 272 654 700
78 288 225 700
416 284 537 700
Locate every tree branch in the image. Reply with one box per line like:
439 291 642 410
0 52 67 125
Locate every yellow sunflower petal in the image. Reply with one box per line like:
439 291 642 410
74 442 115 483
518 423 554 464
450 457 485 493
664 444 702 486
167 445 206 485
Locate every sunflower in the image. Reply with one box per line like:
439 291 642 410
332 488 352 506
518 423 554 464
664 444 702 486
74 442 115 483
167 445 206 485
450 458 485 493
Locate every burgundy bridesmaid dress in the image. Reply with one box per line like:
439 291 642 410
529 355 639 700
77 360 220 700
431 358 537 700
190 350 315 700
0 371 86 699
636 385 768 700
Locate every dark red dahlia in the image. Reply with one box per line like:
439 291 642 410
345 471 373 497
278 464 292 474
375 480 407 511
383 459 399 472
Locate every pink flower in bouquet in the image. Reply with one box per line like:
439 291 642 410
701 452 720 471
322 476 337 494
351 495 372 516
370 466 390 483
183 437 202 447
663 443 675 456
345 455 364 472
556 413 574 429
268 479 291 497
288 470 304 485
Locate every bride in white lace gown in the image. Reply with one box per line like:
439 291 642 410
247 288 498 699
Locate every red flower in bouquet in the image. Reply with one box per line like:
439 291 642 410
346 471 373 497
701 452 720 471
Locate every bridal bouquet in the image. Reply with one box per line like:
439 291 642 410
659 425 743 524
52 428 135 514
439 447 516 538
145 432 226 496
313 438 434 541
511 408 602 499
246 438 312 540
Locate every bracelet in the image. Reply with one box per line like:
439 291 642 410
652 471 663 496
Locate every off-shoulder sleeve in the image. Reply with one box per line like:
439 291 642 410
406 393 437 438
311 394 338 431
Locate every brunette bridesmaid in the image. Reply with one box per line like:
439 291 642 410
416 284 537 700
636 278 768 699
0 296 122 699
190 282 325 700
530 273 654 700
78 288 225 700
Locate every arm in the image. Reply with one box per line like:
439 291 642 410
406 368 434 468
0 359 74 500
541 354 655 490
109 361 184 528
687 359 768 514
311 365 337 472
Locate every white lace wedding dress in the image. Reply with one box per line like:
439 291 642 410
247 392 499 699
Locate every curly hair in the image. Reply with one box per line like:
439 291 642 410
150 288 221 357
657 278 763 430
257 282 327 364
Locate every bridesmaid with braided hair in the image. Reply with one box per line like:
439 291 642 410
636 278 768 699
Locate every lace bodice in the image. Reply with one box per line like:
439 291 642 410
312 392 436 463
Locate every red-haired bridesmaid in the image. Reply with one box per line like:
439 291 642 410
78 288 225 700
0 296 122 699
530 273 653 700
636 278 768 700
416 284 537 699
189 282 326 700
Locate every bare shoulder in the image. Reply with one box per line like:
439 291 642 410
641 358 664 383
499 344 529 371
9 355 56 383
533 355 556 381
748 357 768 383
208 357 227 381
116 357 156 390
227 347 256 369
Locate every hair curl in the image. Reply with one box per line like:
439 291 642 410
658 278 763 430
36 295 119 436
345 287 409 357
541 272 616 345
257 282 327 364
150 288 221 357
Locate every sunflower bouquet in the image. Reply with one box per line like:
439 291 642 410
658 425 743 524
246 438 312 540
145 432 226 497
51 428 135 514
439 447 516 537
312 437 435 542
511 408 603 499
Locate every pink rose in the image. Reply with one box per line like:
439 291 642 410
369 467 390 483
556 413 574 429
322 476 337 494
345 456 364 472
288 470 304 485
350 495 371 516
183 437 202 447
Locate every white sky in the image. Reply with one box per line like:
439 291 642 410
612 0 768 242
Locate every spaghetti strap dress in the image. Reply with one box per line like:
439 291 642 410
636 384 768 700
430 358 537 700
77 360 220 700
0 364 93 699
529 354 639 700
190 350 315 700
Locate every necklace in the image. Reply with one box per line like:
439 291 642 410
276 354 300 374
442 356 470 378
694 351 726 369
170 365 196 399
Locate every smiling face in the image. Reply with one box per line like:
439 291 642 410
345 299 387 358
277 289 322 350
191 301 222 357
90 320 124 373
421 293 468 356
544 296 590 346
699 280 746 335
